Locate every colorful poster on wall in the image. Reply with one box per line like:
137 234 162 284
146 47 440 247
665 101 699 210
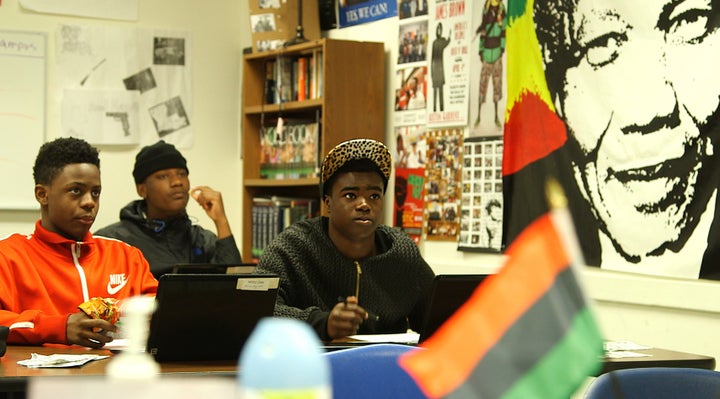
424 128 463 241
468 0 507 138
503 1 720 280
393 65 428 126
427 0 471 127
458 136 503 252
338 0 398 28
395 167 425 244
394 125 427 243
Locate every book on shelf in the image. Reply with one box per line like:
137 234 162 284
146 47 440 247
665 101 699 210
259 118 320 180
266 53 322 104
264 59 276 104
297 56 308 101
314 52 323 99
308 55 316 100
274 55 293 103
251 196 320 260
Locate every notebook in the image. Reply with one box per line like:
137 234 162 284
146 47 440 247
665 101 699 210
417 274 489 344
146 273 279 361
170 263 257 274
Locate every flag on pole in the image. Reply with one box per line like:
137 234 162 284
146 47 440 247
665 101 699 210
399 181 603 399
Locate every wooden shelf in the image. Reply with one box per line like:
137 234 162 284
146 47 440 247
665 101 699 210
244 177 319 187
243 99 322 115
240 38 386 260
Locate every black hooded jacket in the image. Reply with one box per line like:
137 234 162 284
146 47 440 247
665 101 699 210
94 200 242 278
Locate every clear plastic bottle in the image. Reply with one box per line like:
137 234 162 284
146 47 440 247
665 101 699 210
106 295 159 380
239 317 331 398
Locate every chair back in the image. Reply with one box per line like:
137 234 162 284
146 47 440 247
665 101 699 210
323 343 427 399
584 367 720 399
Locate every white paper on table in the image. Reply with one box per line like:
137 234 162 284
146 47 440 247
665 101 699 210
348 332 420 344
17 353 109 368
604 340 652 352
602 351 652 359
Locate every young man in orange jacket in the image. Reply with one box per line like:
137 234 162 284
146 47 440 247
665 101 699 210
0 137 157 348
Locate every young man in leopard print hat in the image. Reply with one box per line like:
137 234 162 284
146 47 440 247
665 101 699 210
256 138 435 340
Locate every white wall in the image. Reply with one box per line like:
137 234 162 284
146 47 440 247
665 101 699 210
0 0 250 243
2 0 720 375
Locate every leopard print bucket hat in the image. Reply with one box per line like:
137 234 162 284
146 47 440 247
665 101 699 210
320 139 392 196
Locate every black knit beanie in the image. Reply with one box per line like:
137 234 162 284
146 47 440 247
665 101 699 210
132 140 188 184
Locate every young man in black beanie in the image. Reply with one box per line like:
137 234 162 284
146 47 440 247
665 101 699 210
95 140 242 277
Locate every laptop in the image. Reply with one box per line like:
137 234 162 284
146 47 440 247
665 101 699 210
322 274 488 350
170 263 257 275
0 325 8 357
146 273 279 362
417 274 489 344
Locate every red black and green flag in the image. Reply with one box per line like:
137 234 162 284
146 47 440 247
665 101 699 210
399 209 603 398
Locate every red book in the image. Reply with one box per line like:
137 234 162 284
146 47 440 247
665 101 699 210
297 57 307 101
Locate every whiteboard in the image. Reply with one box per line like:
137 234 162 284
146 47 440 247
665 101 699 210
0 30 46 210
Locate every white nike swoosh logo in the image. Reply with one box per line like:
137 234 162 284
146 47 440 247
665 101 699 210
107 279 128 295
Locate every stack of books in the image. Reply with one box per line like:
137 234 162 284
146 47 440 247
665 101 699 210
251 196 320 260
265 52 323 104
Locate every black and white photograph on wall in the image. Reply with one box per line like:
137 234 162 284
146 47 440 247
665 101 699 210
256 39 284 52
458 136 502 252
250 13 276 33
258 0 281 8
123 67 157 94
149 96 190 137
424 129 463 242
468 0 507 137
153 37 185 65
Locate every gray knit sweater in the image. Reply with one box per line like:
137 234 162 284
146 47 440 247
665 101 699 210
256 216 435 341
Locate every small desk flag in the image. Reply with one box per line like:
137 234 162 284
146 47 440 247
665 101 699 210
399 200 603 398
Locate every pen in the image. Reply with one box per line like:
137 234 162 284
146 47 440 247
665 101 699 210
354 261 362 300
336 296 380 323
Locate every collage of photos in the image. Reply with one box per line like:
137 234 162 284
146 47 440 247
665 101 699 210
424 129 463 241
458 136 503 251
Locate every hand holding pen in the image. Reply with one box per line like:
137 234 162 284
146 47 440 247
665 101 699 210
326 296 367 339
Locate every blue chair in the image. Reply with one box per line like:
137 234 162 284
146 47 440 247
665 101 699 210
323 343 427 399
584 367 720 399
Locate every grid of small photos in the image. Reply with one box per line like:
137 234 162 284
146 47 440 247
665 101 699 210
459 136 503 252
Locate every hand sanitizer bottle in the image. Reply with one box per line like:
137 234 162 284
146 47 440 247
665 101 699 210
106 295 159 380
239 317 331 398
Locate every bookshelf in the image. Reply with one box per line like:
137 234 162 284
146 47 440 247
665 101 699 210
241 39 386 261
